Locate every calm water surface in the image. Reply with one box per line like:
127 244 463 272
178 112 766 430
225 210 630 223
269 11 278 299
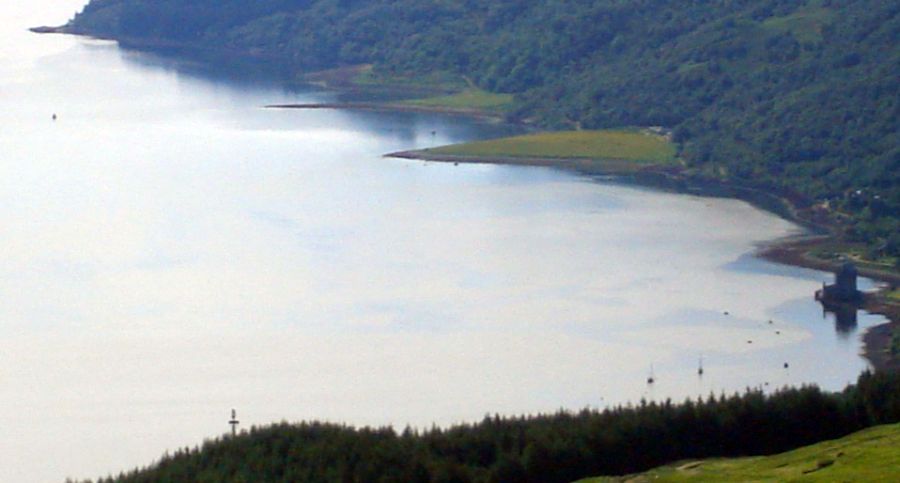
0 2 888 481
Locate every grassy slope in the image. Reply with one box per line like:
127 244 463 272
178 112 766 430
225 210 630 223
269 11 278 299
401 89 514 112
807 241 899 275
352 66 467 93
578 423 900 482
348 67 514 113
426 130 677 164
760 6 836 43
305 65 511 113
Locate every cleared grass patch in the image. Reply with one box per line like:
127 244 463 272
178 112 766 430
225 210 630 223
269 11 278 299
762 7 835 44
807 242 899 274
578 423 900 482
402 89 514 112
352 66 467 92
427 130 676 164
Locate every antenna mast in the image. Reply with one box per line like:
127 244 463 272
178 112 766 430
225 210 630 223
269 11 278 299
229 409 240 437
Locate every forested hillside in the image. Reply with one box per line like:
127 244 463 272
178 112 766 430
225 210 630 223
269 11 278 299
89 370 900 482
65 0 899 257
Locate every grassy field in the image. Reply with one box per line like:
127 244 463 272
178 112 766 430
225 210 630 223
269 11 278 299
401 88 514 112
807 241 899 273
305 66 511 113
304 64 469 97
352 66 467 92
426 130 677 164
761 7 835 44
577 423 900 482
889 289 900 303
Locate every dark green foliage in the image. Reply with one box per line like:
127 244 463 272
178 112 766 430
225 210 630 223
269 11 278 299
93 371 900 482
892 329 900 355
67 1 899 255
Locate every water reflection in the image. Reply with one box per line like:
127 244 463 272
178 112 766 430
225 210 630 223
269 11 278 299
118 44 303 89
114 43 524 144
815 262 866 337
823 303 859 336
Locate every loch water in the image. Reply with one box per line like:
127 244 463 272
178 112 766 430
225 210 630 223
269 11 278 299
0 2 888 481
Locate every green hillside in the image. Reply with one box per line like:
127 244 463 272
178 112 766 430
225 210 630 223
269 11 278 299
80 371 900 482
426 130 677 164
401 89 515 113
579 422 900 482
60 0 900 262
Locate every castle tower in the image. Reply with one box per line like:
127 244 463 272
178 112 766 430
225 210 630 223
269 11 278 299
834 262 859 300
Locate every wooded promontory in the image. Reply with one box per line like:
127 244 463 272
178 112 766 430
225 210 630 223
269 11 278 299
63 0 899 260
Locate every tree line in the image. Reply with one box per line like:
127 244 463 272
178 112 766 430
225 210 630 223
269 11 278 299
80 370 900 482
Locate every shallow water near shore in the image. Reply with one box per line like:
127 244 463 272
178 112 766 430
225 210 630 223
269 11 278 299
0 2 890 482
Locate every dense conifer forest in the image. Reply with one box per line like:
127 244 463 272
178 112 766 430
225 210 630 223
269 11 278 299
65 0 900 259
82 370 900 482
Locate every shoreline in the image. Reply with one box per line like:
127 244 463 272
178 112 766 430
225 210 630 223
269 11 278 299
388 149 809 225
757 236 899 372
387 149 900 373
32 25 900 373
